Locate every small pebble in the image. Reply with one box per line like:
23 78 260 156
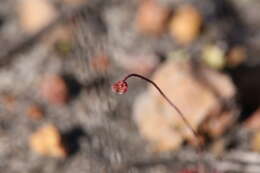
30 124 67 158
202 44 226 69
40 75 69 105
227 45 247 67
18 0 57 34
169 4 202 45
26 104 44 120
136 0 171 35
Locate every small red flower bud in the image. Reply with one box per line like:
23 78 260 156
112 80 128 94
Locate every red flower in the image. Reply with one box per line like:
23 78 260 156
112 80 128 94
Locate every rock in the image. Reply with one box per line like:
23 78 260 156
244 108 260 130
169 4 202 45
133 59 236 151
26 104 44 120
251 130 260 152
136 0 171 35
226 45 247 67
18 0 58 34
39 75 69 105
202 44 226 70
29 124 67 158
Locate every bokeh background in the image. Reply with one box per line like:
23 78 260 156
1 0 260 172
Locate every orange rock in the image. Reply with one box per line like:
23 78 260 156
18 0 58 34
26 105 44 120
133 59 236 151
150 60 222 138
169 4 202 45
136 0 171 35
227 46 247 67
30 124 67 158
40 75 69 105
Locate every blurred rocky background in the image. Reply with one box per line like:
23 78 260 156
1 0 260 172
